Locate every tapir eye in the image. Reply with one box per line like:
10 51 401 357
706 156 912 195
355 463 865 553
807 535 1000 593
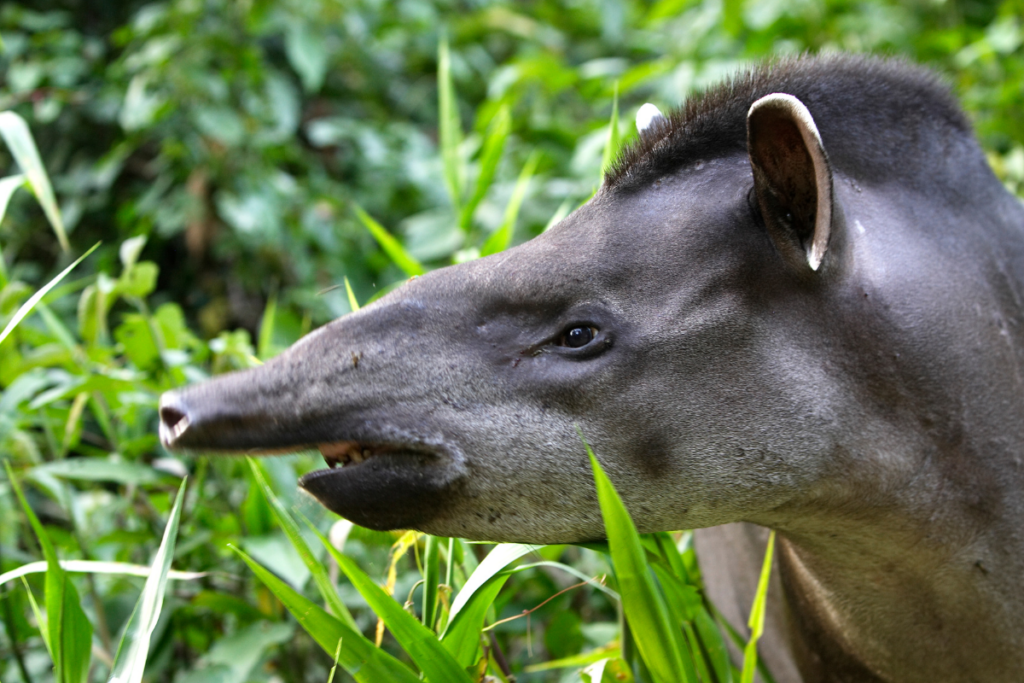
560 326 598 348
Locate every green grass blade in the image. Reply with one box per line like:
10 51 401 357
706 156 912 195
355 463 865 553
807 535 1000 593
6 461 92 683
344 277 360 312
481 150 540 257
442 574 506 667
600 82 621 177
311 525 475 683
231 546 421 683
740 530 775 683
257 293 277 360
422 534 441 630
20 576 49 656
246 459 358 631
351 204 425 277
543 197 573 233
0 242 99 348
583 435 691 683
0 173 26 225
0 560 206 589
438 35 463 211
694 609 734 683
109 479 187 683
460 104 511 231
445 543 538 627
441 543 538 666
0 112 69 252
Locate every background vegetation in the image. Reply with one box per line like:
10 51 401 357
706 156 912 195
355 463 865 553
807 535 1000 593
1 0 1022 682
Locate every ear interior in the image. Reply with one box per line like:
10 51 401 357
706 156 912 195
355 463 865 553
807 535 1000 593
747 93 834 271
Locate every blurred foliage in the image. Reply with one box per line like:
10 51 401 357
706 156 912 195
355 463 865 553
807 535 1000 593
0 0 1022 682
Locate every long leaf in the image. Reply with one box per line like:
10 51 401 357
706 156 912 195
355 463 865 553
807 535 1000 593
344 276 360 312
0 242 100 348
311 525 475 683
584 436 691 683
110 479 187 683
231 546 421 683
351 204 425 277
246 459 358 630
442 573 506 667
440 543 538 666
5 461 92 683
257 293 277 360
740 531 776 683
0 111 69 251
422 534 441 630
438 36 463 211
600 82 621 177
445 543 539 626
481 150 540 257
0 560 205 589
0 173 26 225
460 104 511 230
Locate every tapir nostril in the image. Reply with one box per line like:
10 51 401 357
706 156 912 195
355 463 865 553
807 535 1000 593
159 400 191 445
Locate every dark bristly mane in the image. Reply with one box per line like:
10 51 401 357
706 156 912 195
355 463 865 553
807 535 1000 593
605 54 973 193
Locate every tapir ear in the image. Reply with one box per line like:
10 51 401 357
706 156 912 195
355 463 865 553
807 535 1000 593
747 93 834 272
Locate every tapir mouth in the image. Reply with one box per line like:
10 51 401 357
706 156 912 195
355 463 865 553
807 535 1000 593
316 440 420 469
158 384 465 530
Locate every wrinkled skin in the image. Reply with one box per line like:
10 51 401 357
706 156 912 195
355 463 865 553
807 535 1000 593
161 60 1024 681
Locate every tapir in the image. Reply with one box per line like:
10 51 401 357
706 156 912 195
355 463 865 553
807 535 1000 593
159 55 1024 682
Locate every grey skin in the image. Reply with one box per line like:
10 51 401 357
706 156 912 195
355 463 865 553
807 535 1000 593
160 56 1024 682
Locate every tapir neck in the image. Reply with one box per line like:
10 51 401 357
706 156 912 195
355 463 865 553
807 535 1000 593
760 448 1024 682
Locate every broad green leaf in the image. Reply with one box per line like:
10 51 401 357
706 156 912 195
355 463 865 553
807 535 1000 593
0 112 68 251
460 105 511 230
438 36 464 211
32 458 172 486
584 436 691 683
481 150 541 257
313 526 475 683
6 461 92 683
118 261 158 299
740 531 776 683
723 0 744 35
247 459 358 630
351 204 425 277
0 242 99 348
285 20 328 93
231 546 421 683
110 479 187 683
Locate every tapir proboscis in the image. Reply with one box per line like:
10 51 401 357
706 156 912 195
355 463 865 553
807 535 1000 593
159 55 1024 682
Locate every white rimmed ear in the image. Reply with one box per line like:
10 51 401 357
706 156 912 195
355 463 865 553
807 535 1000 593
636 103 666 137
747 93 834 272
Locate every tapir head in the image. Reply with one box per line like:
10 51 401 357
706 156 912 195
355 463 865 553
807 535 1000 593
162 57 954 543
